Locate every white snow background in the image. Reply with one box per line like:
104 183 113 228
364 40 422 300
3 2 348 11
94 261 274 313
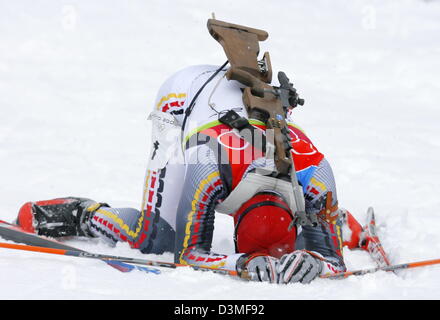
0 0 439 300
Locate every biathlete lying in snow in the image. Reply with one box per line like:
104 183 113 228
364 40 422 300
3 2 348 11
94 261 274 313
14 64 371 284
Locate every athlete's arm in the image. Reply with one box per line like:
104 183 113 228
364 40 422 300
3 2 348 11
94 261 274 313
174 144 244 271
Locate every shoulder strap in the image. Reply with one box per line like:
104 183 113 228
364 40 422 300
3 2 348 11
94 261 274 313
181 61 229 136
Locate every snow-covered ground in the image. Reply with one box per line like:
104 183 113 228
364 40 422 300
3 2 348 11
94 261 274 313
1 0 440 300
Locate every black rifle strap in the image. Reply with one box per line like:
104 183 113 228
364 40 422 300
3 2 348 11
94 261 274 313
181 61 229 135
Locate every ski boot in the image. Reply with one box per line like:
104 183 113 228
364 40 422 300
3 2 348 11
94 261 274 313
16 197 109 238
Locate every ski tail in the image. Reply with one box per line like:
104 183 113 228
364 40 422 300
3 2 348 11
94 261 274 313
0 220 79 250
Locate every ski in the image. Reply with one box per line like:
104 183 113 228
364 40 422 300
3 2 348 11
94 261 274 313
0 220 243 279
362 207 393 270
0 239 245 278
0 220 83 250
0 220 160 274
0 241 161 274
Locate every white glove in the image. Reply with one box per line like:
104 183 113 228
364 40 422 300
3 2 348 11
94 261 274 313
236 254 279 283
277 250 323 284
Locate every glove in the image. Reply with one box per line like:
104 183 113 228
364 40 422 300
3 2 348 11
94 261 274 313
236 253 279 283
277 250 323 284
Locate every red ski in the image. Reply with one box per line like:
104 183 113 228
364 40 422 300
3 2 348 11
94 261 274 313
363 207 393 269
343 207 393 270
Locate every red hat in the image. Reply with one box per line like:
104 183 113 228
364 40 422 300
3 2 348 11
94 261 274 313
233 191 296 259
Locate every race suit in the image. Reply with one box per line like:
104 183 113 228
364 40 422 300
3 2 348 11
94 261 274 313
87 65 346 275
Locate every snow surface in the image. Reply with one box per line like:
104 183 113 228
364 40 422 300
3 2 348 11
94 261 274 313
1 0 440 300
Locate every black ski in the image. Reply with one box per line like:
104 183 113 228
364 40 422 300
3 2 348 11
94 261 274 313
0 220 160 274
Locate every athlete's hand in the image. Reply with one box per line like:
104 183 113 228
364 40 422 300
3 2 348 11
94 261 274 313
277 250 323 284
236 253 279 283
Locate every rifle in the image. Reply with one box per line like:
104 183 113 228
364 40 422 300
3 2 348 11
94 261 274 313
207 18 315 227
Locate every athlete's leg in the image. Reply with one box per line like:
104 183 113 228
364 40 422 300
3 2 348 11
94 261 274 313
15 196 175 254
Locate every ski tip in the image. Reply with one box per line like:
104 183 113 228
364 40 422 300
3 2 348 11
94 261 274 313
105 260 161 275
135 265 162 275
105 260 134 272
